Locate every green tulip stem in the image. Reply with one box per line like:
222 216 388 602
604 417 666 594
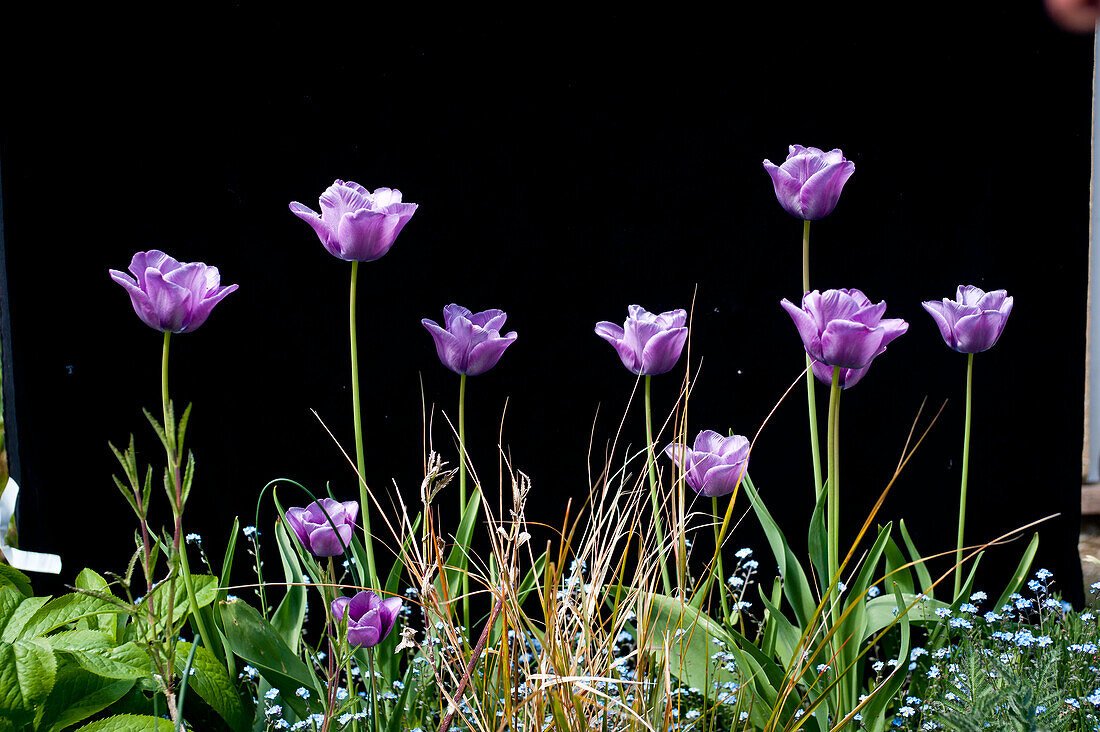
644 375 673 595
713 496 731 622
367 649 379 732
803 220 824 499
458 372 471 637
349 261 379 591
826 366 842 619
954 353 975 599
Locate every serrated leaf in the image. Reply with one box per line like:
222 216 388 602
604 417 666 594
35 661 134 732
74 713 175 731
17 593 128 639
173 641 249 730
0 587 28 636
144 573 219 629
0 637 57 722
55 639 151 680
75 569 121 639
0 566 31 599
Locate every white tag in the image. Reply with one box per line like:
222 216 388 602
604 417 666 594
0 479 62 574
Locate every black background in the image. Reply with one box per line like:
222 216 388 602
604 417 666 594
0 4 1092 605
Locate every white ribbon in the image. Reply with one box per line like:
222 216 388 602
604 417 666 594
0 478 62 574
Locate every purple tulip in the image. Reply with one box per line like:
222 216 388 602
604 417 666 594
664 430 750 498
810 359 869 390
762 145 856 221
290 180 418 262
780 289 908 370
331 590 402 648
922 285 1013 354
109 250 237 333
595 305 688 376
422 305 517 376
284 498 358 557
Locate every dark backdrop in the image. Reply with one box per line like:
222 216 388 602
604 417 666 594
0 4 1092 605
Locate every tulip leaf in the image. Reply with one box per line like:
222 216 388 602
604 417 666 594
882 536 915 596
863 592 946 639
74 714 175 732
855 583 912 731
445 491 482 601
807 480 829 596
993 532 1039 612
897 520 934 595
272 520 306 654
173 641 249 731
218 598 318 719
34 661 134 732
640 592 739 697
740 473 817 629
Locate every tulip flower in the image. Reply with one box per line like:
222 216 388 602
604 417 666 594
780 289 908 370
422 304 518 376
594 305 688 376
110 250 237 333
290 180 418 262
810 359 868 390
284 498 359 557
762 145 855 221
331 590 402 648
922 285 1013 354
665 430 750 498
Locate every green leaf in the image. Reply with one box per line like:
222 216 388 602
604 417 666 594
740 473 817 629
863 592 947 639
993 533 1039 612
0 565 32 598
898 520 934 594
858 583 912 731
0 638 57 724
807 481 829 595
271 521 306 655
75 569 121 639
641 593 738 696
444 491 482 600
0 587 31 637
173 641 249 730
219 599 318 719
144 574 219 629
74 714 175 731
883 535 915 596
34 661 134 732
53 639 150 681
15 592 130 641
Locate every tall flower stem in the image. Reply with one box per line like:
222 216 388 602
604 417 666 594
803 220 824 498
349 261 379 590
458 372 471 635
953 353 975 599
644 375 673 595
825 365 843 716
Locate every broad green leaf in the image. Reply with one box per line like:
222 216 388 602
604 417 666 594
174 641 249 730
34 661 134 732
0 587 34 639
756 590 799 667
0 638 57 724
49 634 149 680
18 593 128 640
641 593 739 697
807 481 829 595
144 574 219 629
0 565 31 598
74 714 175 731
859 583 912 732
993 532 1039 612
863 592 947 639
219 599 317 719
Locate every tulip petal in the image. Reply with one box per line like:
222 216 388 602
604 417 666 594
780 298 823 361
290 201 336 251
443 304 474 329
307 523 352 557
377 597 403 639
468 309 506 330
464 331 517 376
144 269 192 333
799 160 856 220
183 284 238 333
639 326 687 375
922 300 958 349
954 311 1007 353
716 434 750 461
336 209 399 261
820 319 884 369
349 590 381 620
700 462 746 497
423 319 466 375
331 596 351 623
347 624 381 648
